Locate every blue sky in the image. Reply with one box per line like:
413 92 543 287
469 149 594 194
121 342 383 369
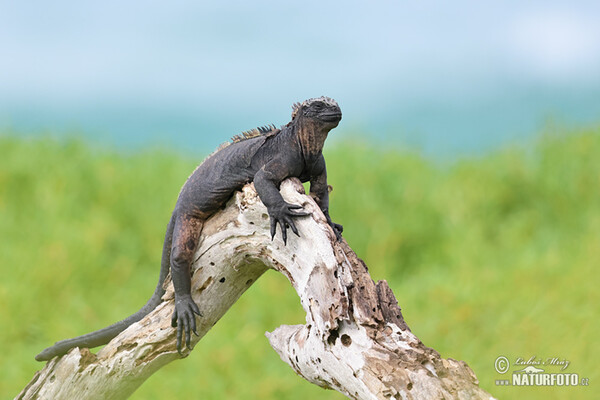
1 1 599 155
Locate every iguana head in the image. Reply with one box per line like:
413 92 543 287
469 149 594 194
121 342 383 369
292 97 342 127
291 97 341 161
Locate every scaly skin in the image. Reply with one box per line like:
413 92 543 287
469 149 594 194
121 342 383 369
36 97 343 361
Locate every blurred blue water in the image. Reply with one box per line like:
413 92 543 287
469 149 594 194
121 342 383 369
2 82 598 158
1 1 599 157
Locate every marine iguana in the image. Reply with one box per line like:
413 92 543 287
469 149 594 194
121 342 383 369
35 96 343 361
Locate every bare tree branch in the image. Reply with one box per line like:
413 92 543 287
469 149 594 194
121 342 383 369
17 179 493 400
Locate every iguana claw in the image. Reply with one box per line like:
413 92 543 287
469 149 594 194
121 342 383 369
329 221 344 241
269 202 311 245
171 295 202 354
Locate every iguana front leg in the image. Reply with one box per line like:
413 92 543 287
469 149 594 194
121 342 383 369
310 155 343 241
254 160 310 244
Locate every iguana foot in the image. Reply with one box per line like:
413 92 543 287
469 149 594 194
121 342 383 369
329 221 343 241
268 202 311 245
171 294 201 353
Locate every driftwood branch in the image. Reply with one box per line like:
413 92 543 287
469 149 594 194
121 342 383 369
18 179 493 400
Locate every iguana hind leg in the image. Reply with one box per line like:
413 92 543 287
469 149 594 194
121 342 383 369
170 213 203 353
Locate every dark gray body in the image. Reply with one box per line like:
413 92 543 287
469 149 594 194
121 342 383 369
36 97 343 361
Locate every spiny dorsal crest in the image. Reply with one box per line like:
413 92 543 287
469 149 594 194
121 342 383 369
210 124 279 156
291 96 338 119
231 124 279 143
189 123 280 187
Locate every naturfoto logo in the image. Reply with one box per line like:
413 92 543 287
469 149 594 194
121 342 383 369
494 355 589 388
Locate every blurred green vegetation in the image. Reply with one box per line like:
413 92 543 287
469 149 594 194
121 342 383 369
1 127 598 399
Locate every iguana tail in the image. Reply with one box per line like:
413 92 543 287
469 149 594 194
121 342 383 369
35 216 175 362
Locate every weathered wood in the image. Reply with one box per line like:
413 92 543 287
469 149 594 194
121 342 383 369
17 179 493 400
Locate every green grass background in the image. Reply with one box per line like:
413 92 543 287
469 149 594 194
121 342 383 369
1 127 598 399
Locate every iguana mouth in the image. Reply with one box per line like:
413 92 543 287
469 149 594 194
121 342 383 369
320 112 342 122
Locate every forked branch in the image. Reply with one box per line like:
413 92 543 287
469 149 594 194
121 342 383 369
17 179 493 400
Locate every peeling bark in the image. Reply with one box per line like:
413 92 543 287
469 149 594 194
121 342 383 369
17 179 494 400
